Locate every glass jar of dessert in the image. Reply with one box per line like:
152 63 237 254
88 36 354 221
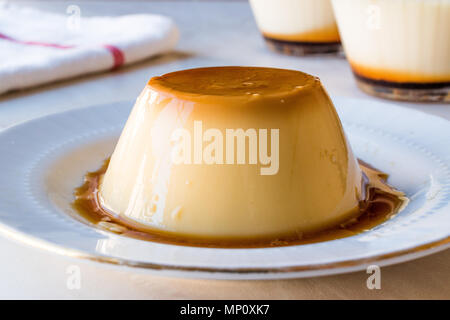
249 0 341 55
332 0 450 102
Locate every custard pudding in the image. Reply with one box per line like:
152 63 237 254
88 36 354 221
332 0 450 102
249 0 341 55
97 67 365 241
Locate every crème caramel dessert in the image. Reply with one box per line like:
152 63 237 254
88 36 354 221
98 67 364 241
332 0 450 101
249 0 341 55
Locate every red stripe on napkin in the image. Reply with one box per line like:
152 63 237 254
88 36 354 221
103 44 125 69
0 32 75 49
0 32 125 69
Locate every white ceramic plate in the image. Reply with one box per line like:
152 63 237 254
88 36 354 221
0 98 448 280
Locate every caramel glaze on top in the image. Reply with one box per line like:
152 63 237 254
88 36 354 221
72 159 407 248
262 25 341 43
350 61 450 84
147 66 319 102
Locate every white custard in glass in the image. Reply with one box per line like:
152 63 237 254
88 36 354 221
249 0 341 55
332 0 450 102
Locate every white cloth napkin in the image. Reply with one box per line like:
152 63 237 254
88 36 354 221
0 3 179 95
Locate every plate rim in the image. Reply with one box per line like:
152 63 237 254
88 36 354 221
0 219 448 277
0 97 449 279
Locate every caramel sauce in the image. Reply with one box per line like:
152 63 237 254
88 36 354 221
263 25 340 43
72 158 407 248
148 66 317 98
350 61 450 84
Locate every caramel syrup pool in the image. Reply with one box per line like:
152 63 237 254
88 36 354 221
72 159 407 248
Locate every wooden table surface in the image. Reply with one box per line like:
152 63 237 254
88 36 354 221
0 1 448 299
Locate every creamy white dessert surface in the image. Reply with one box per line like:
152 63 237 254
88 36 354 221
0 0 449 299
249 0 338 40
332 0 450 81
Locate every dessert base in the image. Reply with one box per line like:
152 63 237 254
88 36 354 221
73 159 406 248
355 74 450 103
263 36 341 56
